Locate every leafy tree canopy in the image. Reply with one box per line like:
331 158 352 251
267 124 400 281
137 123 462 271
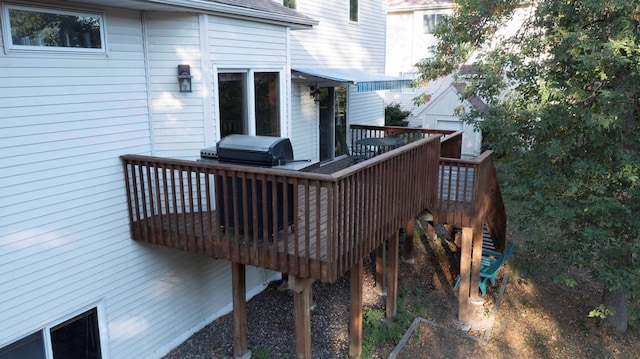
416 0 639 331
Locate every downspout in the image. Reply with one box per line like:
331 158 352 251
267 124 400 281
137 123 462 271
285 27 292 138
141 11 156 154
199 14 214 147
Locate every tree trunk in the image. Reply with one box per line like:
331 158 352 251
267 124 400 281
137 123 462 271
601 286 628 332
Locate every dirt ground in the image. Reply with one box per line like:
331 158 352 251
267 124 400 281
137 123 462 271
388 219 640 359
164 218 639 358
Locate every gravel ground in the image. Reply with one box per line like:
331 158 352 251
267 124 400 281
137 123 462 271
163 255 387 359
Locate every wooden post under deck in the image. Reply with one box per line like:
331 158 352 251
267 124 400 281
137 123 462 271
470 221 484 302
375 241 386 295
231 262 249 358
403 219 415 263
457 226 473 325
289 276 314 359
349 260 363 358
386 230 399 318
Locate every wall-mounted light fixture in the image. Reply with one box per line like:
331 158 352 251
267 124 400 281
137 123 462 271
178 64 192 93
309 85 320 103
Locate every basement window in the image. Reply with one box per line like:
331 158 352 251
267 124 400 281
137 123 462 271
1 3 105 53
0 307 103 359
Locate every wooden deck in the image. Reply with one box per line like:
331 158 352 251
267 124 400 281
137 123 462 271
122 135 441 283
132 186 337 280
121 125 509 357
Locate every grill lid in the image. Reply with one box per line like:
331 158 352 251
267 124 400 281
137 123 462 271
214 134 294 166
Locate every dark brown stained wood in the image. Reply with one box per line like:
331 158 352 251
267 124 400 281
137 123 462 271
386 231 399 318
375 241 386 295
119 124 509 356
349 260 363 358
290 276 312 359
403 219 414 262
432 150 506 251
232 263 248 358
471 221 484 301
121 133 442 283
458 226 473 324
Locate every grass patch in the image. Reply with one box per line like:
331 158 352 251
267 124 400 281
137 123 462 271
361 286 413 358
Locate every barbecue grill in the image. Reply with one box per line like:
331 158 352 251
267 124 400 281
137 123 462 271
200 135 307 234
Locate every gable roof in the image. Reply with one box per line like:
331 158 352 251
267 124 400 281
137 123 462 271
453 82 489 116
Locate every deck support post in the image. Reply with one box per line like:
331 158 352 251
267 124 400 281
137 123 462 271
349 260 363 358
470 221 484 303
231 262 249 359
456 226 473 328
375 241 387 296
289 276 313 359
386 230 399 318
403 219 415 263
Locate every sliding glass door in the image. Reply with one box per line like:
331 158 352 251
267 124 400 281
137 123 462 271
319 86 347 162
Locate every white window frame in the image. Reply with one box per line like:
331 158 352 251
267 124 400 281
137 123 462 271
0 303 109 359
1 2 107 54
214 66 286 140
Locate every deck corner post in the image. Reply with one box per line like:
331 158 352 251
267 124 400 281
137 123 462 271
349 260 364 358
457 226 473 325
470 221 484 302
375 241 387 296
403 219 415 263
386 230 399 318
290 275 313 359
231 262 249 358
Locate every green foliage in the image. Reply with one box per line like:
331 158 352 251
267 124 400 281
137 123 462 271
589 304 616 320
384 103 411 127
361 286 412 357
251 348 271 359
417 0 640 326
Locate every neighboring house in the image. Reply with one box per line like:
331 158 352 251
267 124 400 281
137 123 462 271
385 0 482 158
0 0 401 358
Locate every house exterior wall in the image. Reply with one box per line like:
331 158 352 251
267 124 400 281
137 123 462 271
289 0 388 161
0 4 279 359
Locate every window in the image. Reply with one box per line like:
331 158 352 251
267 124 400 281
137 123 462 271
218 70 281 138
349 0 358 22
423 14 438 34
0 308 103 359
1 4 105 53
283 0 296 10
0 331 45 359
254 72 280 137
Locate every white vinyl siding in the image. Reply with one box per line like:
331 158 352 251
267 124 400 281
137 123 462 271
289 0 387 160
208 16 289 140
347 89 385 126
0 6 151 354
209 17 288 67
290 83 319 161
145 12 206 159
0 6 277 359
290 0 386 70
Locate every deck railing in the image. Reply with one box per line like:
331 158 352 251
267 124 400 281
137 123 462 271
121 136 440 283
435 151 506 251
349 124 462 159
